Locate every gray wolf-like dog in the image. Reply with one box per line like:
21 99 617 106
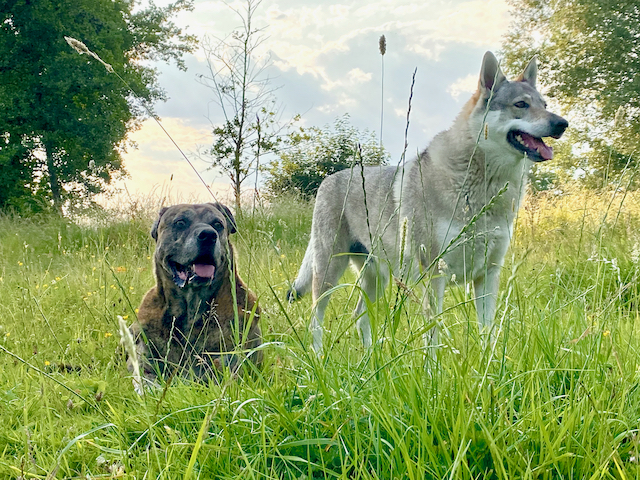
129 203 262 382
289 51 568 353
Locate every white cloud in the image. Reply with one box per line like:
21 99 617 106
263 0 510 89
405 43 446 61
187 0 510 86
317 91 357 114
428 0 511 46
348 68 372 84
322 68 372 91
117 118 231 203
447 74 478 100
129 117 210 150
393 0 510 61
329 4 350 20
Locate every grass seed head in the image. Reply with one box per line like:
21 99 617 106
65 36 114 73
614 105 626 129
64 36 90 55
118 315 143 395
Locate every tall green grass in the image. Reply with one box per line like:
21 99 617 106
1 189 640 479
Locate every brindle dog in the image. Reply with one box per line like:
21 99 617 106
129 203 262 382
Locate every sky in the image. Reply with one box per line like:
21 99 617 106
117 0 514 204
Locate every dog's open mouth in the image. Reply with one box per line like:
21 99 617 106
169 255 216 288
507 130 554 162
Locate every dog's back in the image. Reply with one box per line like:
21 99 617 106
290 164 399 300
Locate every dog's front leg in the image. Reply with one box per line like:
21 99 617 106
310 310 324 355
473 266 500 346
311 288 331 355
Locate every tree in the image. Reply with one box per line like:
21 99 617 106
199 0 291 215
501 0 640 186
266 115 389 199
0 0 195 214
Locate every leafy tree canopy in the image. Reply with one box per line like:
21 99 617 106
0 0 195 213
266 114 389 199
502 0 640 187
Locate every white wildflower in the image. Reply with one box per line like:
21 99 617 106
437 258 448 275
611 257 618 272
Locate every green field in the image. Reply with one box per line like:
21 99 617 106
1 190 640 479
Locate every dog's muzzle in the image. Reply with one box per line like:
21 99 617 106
507 115 569 162
168 225 219 288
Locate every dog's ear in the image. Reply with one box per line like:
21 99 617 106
211 203 237 234
479 51 507 94
150 207 168 241
516 55 537 87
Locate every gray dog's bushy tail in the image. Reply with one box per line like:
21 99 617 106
288 240 314 302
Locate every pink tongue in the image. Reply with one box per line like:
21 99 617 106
194 264 215 278
178 271 188 281
522 133 553 160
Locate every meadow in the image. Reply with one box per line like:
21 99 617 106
1 187 640 479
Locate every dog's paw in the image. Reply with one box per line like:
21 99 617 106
286 287 297 303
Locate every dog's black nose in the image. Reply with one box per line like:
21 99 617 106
550 115 569 139
197 226 217 243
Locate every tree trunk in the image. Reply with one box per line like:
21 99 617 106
233 147 242 216
234 170 242 216
44 141 63 215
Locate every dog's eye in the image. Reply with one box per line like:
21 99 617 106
175 219 187 228
212 220 224 231
514 101 529 109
